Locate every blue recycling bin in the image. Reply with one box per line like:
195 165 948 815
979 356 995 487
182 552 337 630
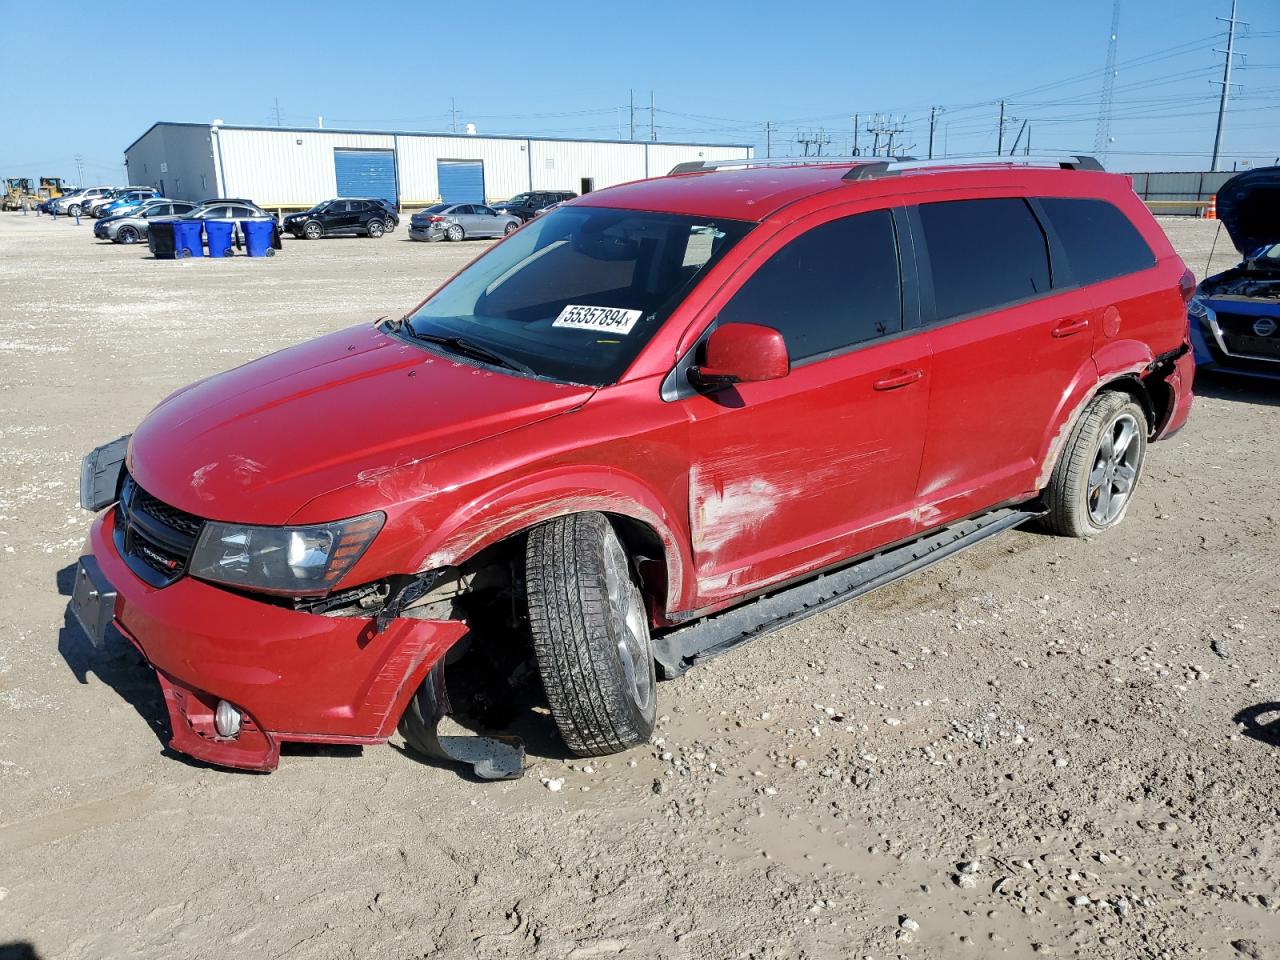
242 218 276 258
172 220 204 258
205 219 235 257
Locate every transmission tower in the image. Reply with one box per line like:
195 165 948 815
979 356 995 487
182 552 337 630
1094 0 1121 160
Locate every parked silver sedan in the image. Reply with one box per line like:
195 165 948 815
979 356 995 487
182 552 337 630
94 200 198 244
407 203 522 242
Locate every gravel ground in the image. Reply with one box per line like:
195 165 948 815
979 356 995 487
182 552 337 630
0 212 1277 960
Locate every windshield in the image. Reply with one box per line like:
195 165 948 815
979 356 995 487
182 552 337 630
1257 242 1280 262
502 194 533 206
400 206 752 385
417 203 453 215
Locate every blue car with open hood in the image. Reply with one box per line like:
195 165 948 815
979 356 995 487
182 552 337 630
1189 166 1280 380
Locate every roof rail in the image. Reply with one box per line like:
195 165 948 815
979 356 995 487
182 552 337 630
668 155 914 175
842 154 1104 181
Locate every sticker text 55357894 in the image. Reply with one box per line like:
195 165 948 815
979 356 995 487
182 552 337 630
552 304 644 335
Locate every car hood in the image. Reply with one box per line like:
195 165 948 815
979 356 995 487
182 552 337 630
1217 165 1280 255
128 323 595 524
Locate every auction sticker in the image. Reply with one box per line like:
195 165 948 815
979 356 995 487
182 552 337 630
552 304 643 335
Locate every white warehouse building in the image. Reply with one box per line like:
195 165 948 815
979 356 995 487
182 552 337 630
123 122 753 211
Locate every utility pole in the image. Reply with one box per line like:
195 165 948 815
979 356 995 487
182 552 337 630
450 97 459 134
629 89 635 140
928 106 942 159
274 96 282 127
73 154 84 185
764 121 775 158
1009 118 1028 155
1211 0 1245 172
996 100 1006 154
1026 123 1031 156
650 91 656 141
852 114 859 156
1094 0 1121 161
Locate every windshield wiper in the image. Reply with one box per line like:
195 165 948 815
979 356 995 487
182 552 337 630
404 328 538 377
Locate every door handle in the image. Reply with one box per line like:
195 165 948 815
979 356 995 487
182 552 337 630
1052 317 1091 338
873 368 924 391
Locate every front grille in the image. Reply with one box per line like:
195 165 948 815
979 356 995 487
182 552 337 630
1216 312 1280 361
114 474 207 587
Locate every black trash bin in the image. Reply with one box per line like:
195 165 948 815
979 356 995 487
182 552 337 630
149 220 176 259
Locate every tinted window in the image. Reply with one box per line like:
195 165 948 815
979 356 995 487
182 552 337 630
718 210 902 362
918 198 1051 321
1039 197 1156 284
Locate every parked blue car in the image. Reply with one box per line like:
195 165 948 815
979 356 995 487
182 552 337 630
94 189 161 219
1189 166 1280 381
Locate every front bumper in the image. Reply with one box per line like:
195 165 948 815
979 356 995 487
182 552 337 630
83 509 469 771
1191 307 1280 381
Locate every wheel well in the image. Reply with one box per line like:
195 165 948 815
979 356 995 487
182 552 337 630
1099 375 1157 433
439 511 671 623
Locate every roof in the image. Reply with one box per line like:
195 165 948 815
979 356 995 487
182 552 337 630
575 162 869 222
575 157 1116 223
123 120 751 157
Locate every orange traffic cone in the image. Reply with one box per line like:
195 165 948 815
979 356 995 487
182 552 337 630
1203 194 1217 220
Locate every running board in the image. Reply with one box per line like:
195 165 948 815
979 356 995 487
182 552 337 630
653 507 1041 679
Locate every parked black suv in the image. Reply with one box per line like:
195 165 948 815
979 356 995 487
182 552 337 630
283 198 399 240
492 190 576 222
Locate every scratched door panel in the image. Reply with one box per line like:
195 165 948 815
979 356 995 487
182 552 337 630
683 336 931 602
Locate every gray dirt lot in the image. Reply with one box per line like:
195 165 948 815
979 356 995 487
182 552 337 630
0 213 1277 960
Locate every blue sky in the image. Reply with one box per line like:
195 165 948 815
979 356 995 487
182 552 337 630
2 0 1277 186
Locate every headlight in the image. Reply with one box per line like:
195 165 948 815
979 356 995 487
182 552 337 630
189 512 385 595
1187 295 1209 319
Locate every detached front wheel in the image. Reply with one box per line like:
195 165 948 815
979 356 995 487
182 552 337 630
525 512 657 756
1043 390 1148 537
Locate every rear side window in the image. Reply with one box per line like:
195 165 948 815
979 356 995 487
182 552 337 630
1039 197 1156 284
918 198 1051 321
718 210 902 362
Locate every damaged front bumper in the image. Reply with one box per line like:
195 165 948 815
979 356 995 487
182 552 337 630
82 509 469 771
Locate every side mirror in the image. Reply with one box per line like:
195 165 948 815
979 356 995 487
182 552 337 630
691 323 790 389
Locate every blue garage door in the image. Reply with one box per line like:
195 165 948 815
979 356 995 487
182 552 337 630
437 160 485 204
334 149 398 207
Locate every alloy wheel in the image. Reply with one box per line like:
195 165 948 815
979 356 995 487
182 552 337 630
1087 413 1141 526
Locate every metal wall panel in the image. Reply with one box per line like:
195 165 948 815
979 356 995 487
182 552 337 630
644 143 753 177
215 129 395 207
528 141 647 192
397 136 526 204
124 125 217 202
126 124 754 210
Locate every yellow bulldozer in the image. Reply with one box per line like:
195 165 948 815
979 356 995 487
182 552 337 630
38 177 69 199
2 178 36 211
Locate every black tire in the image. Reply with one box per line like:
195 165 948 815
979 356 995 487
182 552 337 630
117 225 139 244
303 220 323 240
446 223 464 242
367 219 385 238
503 221 518 235
384 219 396 233
1042 390 1148 538
525 512 657 756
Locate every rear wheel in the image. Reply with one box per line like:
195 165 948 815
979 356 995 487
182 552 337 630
117 225 139 244
525 512 657 756
1043 390 1148 537
303 220 323 240
503 221 518 235
446 224 464 242
367 219 385 238
68 203 82 217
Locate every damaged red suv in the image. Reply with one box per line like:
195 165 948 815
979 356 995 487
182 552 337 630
74 155 1195 774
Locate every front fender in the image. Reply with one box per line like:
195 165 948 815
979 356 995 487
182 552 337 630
415 465 695 619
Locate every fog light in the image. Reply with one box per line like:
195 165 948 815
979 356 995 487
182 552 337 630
215 700 243 738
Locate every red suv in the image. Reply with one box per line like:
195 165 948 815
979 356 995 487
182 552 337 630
73 156 1195 774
